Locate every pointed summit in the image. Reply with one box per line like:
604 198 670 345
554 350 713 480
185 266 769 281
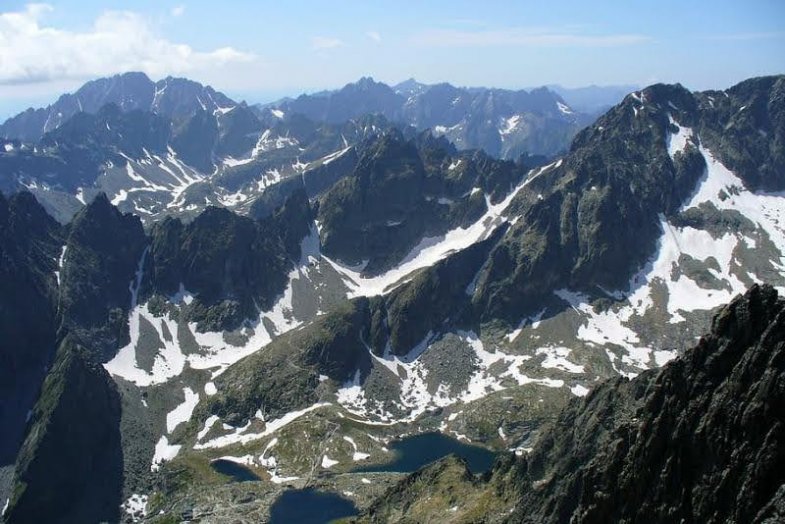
0 73 235 142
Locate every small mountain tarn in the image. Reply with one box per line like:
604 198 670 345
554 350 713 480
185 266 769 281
269 488 359 524
210 459 261 482
352 432 497 475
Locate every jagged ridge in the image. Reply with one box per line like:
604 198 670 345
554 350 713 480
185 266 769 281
356 284 785 523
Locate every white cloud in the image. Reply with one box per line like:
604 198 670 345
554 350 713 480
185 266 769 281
311 36 344 51
0 3 254 85
410 27 651 48
171 5 186 17
366 31 381 43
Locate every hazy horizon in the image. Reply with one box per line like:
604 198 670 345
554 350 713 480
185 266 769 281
0 72 646 121
1 0 783 119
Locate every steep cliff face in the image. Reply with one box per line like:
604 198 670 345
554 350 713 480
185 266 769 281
0 192 63 464
4 337 123 524
472 77 785 322
316 129 528 276
317 130 433 272
696 75 785 192
58 193 148 361
507 283 785 524
356 284 785 523
471 83 707 320
148 189 312 332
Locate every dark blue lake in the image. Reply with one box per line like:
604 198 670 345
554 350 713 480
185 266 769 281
268 488 359 524
353 431 497 474
268 432 496 522
210 459 261 482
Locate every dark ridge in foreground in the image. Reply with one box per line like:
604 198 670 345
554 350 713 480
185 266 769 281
355 284 785 523
4 336 123 524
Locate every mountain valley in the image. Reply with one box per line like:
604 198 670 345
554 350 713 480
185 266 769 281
0 71 784 523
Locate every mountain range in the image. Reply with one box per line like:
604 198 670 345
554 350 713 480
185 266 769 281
0 72 235 143
2 72 593 226
264 76 597 159
0 72 783 523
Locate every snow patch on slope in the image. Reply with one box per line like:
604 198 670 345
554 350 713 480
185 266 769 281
325 162 557 298
166 387 199 433
194 402 332 450
121 494 148 521
321 455 339 468
557 102 574 115
505 308 545 342
151 436 181 471
343 435 370 461
536 347 584 374
499 115 522 136
54 245 67 286
552 144 785 377
667 114 693 158
105 228 321 385
337 330 566 423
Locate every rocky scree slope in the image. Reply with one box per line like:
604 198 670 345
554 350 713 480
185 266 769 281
355 284 785 523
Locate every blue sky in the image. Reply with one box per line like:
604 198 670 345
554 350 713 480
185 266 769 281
0 1 783 118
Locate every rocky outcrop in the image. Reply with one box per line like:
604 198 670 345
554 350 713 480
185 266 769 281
214 104 264 159
471 77 783 322
357 284 785 523
200 299 372 426
317 129 433 272
170 109 219 173
696 75 785 192
58 193 147 361
373 227 507 357
148 189 312 332
507 283 785 524
316 129 528 275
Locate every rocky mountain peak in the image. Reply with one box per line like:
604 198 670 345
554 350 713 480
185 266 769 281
393 77 428 96
353 76 382 89
0 72 235 143
1 72 783 524
61 193 147 360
